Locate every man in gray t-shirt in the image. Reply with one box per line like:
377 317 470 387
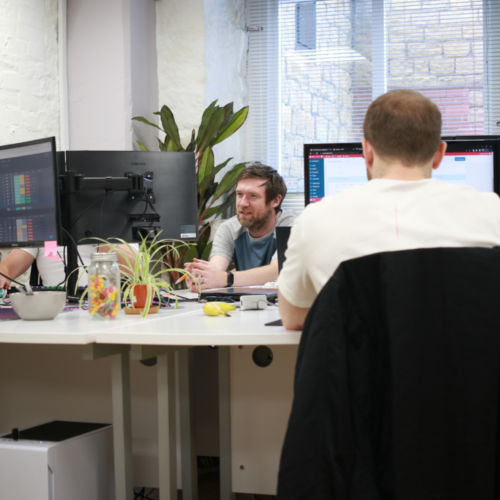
185 164 297 291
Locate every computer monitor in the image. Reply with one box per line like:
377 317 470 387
0 137 61 246
304 139 500 205
64 151 199 242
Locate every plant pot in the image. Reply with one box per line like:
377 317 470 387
124 284 159 315
132 284 149 308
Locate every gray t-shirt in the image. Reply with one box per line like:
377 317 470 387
210 210 298 271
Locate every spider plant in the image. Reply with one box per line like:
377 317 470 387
91 233 197 317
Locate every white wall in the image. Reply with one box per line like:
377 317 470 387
0 0 60 147
156 0 207 147
204 0 248 170
67 0 133 150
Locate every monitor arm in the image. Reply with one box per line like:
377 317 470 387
60 170 157 297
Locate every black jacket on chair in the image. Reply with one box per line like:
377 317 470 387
277 247 500 500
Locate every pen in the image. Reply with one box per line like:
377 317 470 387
175 275 187 285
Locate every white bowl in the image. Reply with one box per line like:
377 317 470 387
10 291 67 321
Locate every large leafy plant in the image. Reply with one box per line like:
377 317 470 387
132 101 248 284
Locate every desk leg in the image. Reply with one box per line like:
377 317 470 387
157 350 177 500
179 348 198 500
218 347 235 500
83 344 133 500
111 350 134 500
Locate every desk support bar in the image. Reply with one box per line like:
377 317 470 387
179 348 198 500
219 347 235 500
157 349 177 500
83 344 133 500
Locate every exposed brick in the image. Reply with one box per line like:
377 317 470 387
444 41 471 57
437 75 466 85
390 0 423 11
390 60 413 77
456 57 481 74
283 133 295 156
293 135 303 156
389 28 425 44
425 27 463 42
469 90 483 107
408 43 442 58
404 75 437 86
315 116 328 142
282 105 292 133
429 58 455 75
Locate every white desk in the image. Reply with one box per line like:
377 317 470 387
0 304 301 500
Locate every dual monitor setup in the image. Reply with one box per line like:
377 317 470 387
0 137 199 290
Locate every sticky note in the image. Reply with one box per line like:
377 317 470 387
44 241 62 261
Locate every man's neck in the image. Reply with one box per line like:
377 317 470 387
248 212 278 238
374 160 433 181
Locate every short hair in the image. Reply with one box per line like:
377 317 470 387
363 89 442 167
237 163 287 213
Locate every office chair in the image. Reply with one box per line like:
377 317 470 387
277 247 500 500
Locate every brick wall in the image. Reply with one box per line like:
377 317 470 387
0 0 60 147
281 0 354 191
386 0 484 135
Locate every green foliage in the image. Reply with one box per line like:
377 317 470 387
132 100 249 274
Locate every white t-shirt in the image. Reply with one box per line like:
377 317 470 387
21 244 138 287
277 179 500 309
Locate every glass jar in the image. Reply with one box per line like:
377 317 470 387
87 253 121 320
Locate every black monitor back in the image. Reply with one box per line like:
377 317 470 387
65 151 199 242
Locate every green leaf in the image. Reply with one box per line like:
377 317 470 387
198 147 214 185
202 191 236 221
185 129 196 152
132 116 164 132
196 100 218 144
199 157 232 197
159 105 183 150
197 107 225 154
137 141 149 152
211 106 249 146
196 224 211 259
201 241 213 261
210 163 246 205
167 139 180 152
157 138 168 152
221 102 234 127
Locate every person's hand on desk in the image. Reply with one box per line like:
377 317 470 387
185 258 228 292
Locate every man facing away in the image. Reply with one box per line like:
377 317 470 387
186 163 297 290
278 89 500 330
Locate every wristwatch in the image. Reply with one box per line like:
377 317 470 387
226 271 234 287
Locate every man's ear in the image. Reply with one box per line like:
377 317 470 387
432 141 447 170
362 138 375 169
270 194 282 210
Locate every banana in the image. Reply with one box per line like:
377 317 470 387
214 302 236 313
203 302 229 317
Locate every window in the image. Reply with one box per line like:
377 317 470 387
246 0 499 197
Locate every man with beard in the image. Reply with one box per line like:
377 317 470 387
185 163 297 291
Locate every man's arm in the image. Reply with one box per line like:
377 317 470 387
185 257 279 291
0 249 36 289
278 290 309 331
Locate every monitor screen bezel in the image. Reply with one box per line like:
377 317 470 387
304 139 500 206
0 136 62 247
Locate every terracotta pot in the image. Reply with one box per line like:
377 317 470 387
132 284 150 308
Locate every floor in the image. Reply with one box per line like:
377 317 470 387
135 474 276 500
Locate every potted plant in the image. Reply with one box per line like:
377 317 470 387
133 100 249 284
90 234 197 317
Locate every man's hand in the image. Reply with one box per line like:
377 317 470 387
185 258 228 292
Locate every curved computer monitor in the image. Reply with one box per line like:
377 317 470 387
0 137 62 246
64 151 199 242
304 139 500 205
